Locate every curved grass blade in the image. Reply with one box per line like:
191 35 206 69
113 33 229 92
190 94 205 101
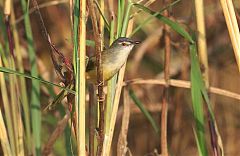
193 127 205 156
130 0 180 37
0 67 75 94
129 88 159 134
133 3 194 43
116 0 125 37
190 44 223 155
190 44 208 156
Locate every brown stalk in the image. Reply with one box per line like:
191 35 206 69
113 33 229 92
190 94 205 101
88 84 95 156
87 0 104 155
4 0 14 57
42 111 70 156
31 0 73 81
160 1 170 155
4 16 14 57
123 79 240 101
117 88 131 156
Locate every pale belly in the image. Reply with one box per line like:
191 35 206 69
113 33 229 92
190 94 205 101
86 62 123 83
86 49 129 83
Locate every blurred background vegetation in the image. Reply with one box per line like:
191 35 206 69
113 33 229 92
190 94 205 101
0 0 240 155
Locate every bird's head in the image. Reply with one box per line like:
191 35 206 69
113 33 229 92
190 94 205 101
109 37 140 53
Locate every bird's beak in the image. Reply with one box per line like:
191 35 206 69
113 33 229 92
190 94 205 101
133 41 141 44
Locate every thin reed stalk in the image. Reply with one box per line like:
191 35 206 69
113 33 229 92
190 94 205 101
117 88 130 156
75 0 87 154
88 0 104 154
2 2 17 156
11 7 31 154
104 1 116 155
99 0 105 154
123 79 240 101
0 108 12 156
219 0 240 71
194 0 209 87
3 2 25 155
161 1 170 155
88 84 96 156
102 64 126 156
0 59 13 156
21 0 41 155
9 58 25 156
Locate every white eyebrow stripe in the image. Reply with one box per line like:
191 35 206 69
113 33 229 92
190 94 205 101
118 41 132 45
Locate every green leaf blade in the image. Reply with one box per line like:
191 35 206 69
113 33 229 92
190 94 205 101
190 44 208 156
129 88 159 134
133 3 194 43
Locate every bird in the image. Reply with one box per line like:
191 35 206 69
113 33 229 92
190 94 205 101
86 37 140 83
44 37 140 111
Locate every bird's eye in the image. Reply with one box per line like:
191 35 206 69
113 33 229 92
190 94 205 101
122 42 127 46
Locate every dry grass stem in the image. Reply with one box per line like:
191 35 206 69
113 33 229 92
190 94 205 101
124 79 240 101
219 0 240 71
77 0 87 154
195 0 209 86
88 84 95 156
0 109 12 156
161 2 170 155
117 89 131 156
0 60 12 156
4 0 11 15
87 0 104 154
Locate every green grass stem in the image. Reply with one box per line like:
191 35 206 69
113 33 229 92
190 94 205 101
20 1 41 154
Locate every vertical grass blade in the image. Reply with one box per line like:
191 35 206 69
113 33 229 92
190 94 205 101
190 44 208 156
102 64 126 156
9 59 25 156
0 58 16 156
11 8 31 154
0 108 12 156
105 15 116 136
190 43 224 155
116 0 124 37
73 0 79 74
120 1 132 37
104 3 116 154
20 0 41 155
